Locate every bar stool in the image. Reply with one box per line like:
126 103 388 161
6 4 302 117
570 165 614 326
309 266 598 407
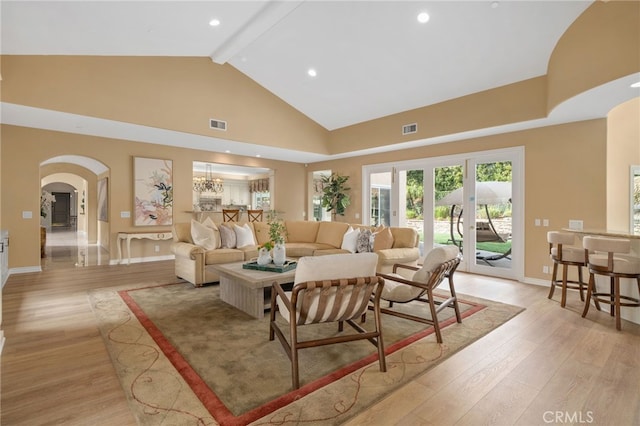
547 231 588 307
582 236 640 330
222 209 240 222
247 209 263 222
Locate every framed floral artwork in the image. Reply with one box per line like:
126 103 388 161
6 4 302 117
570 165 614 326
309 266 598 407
133 157 173 226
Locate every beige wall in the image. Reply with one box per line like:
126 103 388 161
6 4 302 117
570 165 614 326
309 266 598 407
312 119 608 281
607 97 640 231
547 0 640 111
1 125 307 269
0 56 330 154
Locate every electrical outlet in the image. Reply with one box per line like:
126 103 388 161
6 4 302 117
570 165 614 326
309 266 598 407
543 265 549 274
154 245 160 253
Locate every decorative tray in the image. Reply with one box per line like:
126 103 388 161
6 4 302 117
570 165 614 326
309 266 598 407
243 259 297 273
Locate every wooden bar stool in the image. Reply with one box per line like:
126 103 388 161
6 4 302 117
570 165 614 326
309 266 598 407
222 209 240 222
582 236 640 330
547 231 588 307
247 209 263 222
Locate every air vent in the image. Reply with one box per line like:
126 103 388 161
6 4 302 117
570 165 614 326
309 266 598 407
402 123 417 135
209 118 227 131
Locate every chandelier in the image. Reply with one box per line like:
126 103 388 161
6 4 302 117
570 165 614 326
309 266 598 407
193 163 224 193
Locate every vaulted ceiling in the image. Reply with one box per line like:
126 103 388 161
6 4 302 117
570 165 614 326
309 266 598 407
1 1 638 163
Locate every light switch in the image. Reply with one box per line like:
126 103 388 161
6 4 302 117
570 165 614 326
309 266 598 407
22 211 33 219
120 211 131 218
543 219 549 227
534 219 541 226
569 220 583 230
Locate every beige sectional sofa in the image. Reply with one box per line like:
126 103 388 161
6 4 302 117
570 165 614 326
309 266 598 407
171 219 420 287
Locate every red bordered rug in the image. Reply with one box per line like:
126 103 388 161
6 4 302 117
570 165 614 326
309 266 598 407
89 282 523 425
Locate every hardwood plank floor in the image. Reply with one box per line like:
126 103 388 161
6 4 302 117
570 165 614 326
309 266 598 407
2 232 639 425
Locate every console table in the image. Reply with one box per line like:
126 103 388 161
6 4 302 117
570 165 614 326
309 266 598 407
117 231 172 264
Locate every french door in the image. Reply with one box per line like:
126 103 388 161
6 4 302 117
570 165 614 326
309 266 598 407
363 147 523 280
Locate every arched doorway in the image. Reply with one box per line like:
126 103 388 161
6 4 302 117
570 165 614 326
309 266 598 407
40 156 110 269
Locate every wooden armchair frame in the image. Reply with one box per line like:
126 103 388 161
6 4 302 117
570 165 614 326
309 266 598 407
376 257 461 343
269 276 386 389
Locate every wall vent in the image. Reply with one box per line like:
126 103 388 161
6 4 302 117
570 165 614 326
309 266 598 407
209 118 227 131
402 123 417 135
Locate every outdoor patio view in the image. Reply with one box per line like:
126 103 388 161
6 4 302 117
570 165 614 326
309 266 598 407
371 162 513 269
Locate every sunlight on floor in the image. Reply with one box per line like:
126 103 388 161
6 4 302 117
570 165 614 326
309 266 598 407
41 229 111 269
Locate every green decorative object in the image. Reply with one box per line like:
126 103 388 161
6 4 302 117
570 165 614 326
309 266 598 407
243 260 297 273
321 173 351 217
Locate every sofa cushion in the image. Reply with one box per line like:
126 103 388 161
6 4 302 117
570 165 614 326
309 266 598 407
190 218 220 250
314 248 351 256
390 227 418 248
204 249 244 265
316 222 350 248
253 221 271 245
234 223 256 248
285 221 320 243
341 226 360 253
285 243 323 257
372 226 394 251
219 224 237 249
173 222 194 244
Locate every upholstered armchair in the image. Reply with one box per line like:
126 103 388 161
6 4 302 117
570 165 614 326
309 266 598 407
269 253 386 389
376 245 461 343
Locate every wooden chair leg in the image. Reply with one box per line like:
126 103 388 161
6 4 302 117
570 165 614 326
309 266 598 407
561 263 569 307
548 262 558 300
578 265 585 301
614 277 622 331
582 273 595 318
427 290 442 343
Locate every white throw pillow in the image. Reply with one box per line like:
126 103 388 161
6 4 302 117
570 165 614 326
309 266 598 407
202 217 221 249
234 223 256 248
190 219 218 250
340 226 361 253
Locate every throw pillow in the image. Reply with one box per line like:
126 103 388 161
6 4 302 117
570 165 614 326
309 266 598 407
219 224 237 249
190 219 217 250
234 223 256 248
356 229 372 253
341 226 360 253
372 226 394 251
202 217 221 249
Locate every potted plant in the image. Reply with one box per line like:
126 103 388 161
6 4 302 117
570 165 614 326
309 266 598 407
321 173 351 218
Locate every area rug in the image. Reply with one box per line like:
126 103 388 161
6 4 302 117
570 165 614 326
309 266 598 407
89 282 523 425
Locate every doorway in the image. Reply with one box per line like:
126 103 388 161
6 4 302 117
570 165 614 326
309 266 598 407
51 192 71 229
363 147 523 281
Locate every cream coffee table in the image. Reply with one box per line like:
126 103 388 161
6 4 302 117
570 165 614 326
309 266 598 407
210 262 296 319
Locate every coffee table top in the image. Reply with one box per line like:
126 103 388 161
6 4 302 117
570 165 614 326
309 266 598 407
211 261 296 287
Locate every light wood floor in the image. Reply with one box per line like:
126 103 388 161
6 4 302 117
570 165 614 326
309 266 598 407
2 233 639 425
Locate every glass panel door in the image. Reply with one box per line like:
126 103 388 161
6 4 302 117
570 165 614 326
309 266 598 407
471 161 512 271
370 171 391 226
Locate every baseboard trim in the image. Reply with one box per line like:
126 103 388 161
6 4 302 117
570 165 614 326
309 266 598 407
109 254 175 266
8 266 42 275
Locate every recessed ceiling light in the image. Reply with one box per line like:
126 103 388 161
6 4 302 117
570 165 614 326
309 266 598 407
209 18 220 27
631 81 640 88
225 150 231 153
417 12 430 23
256 154 261 158
307 68 317 77
491 1 500 9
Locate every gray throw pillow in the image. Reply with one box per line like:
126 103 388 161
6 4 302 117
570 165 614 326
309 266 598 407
356 229 372 253
219 225 237 249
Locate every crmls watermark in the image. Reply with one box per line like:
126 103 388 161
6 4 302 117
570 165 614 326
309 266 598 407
543 411 595 424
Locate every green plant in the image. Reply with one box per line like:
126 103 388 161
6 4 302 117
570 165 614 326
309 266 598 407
261 210 286 250
321 173 351 216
